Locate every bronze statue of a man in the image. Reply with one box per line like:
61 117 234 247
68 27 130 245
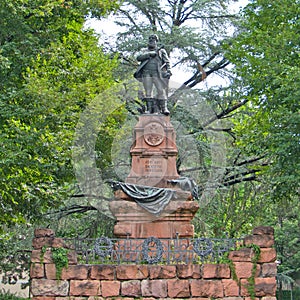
134 34 172 115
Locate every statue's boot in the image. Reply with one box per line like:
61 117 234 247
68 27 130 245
144 98 153 114
162 100 170 115
153 99 160 114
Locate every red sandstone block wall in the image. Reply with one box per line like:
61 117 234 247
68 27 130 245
30 227 277 300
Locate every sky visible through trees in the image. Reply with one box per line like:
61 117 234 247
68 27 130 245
86 0 249 86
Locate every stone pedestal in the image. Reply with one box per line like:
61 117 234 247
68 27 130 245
126 114 179 187
110 114 199 239
110 189 199 239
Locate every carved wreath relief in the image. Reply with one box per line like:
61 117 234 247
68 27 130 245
144 122 164 146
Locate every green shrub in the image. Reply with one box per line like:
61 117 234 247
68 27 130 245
277 288 300 300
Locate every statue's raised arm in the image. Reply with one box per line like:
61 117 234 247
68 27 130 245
134 35 172 115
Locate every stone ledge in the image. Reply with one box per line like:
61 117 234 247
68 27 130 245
253 226 274 236
228 248 254 262
141 279 168 298
32 237 71 250
90 265 115 280
34 228 55 238
101 280 121 297
177 264 201 278
244 234 274 248
234 262 260 279
30 263 44 278
222 279 240 297
261 263 277 277
45 264 89 280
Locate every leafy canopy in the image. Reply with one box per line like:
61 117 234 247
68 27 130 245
0 0 119 228
226 0 300 200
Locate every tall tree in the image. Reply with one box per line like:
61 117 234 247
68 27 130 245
0 0 119 229
226 0 300 284
108 0 240 89
0 0 121 286
226 0 300 201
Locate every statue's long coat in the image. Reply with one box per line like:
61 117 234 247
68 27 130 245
134 48 170 85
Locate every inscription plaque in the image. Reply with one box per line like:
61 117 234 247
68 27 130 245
145 158 163 173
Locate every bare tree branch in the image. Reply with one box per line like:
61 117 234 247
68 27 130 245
202 99 248 128
46 204 98 218
223 175 258 186
224 168 261 183
236 155 268 167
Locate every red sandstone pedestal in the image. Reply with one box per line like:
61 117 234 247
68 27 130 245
111 114 199 239
110 190 199 239
126 114 179 187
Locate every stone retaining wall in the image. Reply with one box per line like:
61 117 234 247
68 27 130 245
30 226 277 299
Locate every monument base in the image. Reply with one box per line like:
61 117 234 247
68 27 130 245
126 114 179 188
110 190 199 239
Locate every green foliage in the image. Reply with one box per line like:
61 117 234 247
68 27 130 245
40 245 47 265
51 208 116 238
194 181 268 237
225 0 300 283
274 198 300 275
246 243 261 300
226 0 300 200
277 287 300 300
0 0 120 287
51 247 69 280
95 104 128 181
219 252 239 284
0 0 119 229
